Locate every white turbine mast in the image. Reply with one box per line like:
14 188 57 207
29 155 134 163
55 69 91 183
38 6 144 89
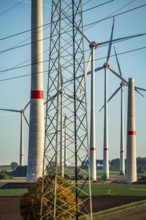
99 48 146 178
26 0 44 182
0 102 30 166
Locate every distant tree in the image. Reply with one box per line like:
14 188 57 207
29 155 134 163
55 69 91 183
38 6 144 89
141 175 146 181
10 162 18 171
0 170 12 179
110 158 120 171
20 175 81 220
137 166 144 174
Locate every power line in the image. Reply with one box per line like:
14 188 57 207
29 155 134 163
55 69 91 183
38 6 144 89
84 0 137 31
0 0 25 16
0 0 114 41
0 33 146 74
0 1 144 43
84 3 146 28
0 45 146 82
81 0 115 13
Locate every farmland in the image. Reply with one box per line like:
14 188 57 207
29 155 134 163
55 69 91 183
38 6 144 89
0 177 146 219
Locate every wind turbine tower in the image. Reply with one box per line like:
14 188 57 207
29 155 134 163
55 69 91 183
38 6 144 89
120 81 126 175
26 0 44 182
89 41 97 181
126 78 137 183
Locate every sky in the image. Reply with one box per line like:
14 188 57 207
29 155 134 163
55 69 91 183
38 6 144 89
0 0 146 165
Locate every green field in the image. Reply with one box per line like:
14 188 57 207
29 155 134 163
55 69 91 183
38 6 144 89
89 185 146 196
0 184 146 197
0 189 27 196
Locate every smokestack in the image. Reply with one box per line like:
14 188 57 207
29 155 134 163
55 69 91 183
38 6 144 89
126 78 137 183
26 0 44 182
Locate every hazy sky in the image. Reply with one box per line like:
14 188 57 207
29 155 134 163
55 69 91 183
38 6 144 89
0 0 146 165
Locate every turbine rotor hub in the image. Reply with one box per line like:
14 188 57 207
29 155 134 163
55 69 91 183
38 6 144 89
89 41 98 49
121 82 126 87
104 63 110 69
59 88 65 95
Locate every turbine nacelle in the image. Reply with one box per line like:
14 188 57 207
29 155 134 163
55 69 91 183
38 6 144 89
121 82 127 87
58 88 65 96
104 63 110 69
89 41 98 49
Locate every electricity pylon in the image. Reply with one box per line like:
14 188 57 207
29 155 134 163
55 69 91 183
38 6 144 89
40 0 92 219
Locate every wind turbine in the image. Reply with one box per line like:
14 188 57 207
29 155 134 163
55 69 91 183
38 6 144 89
0 102 30 166
69 18 146 181
88 18 115 181
99 47 146 176
99 47 126 176
101 18 115 180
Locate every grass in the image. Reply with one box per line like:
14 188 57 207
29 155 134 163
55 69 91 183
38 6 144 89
0 185 145 197
80 184 146 196
0 174 146 197
0 189 27 196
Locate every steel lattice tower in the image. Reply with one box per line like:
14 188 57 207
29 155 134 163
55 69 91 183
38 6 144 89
40 0 92 219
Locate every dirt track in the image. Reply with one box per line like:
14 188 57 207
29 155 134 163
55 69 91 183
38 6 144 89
0 196 146 220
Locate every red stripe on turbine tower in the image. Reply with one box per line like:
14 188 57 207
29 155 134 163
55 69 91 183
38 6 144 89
31 90 44 99
90 148 96 151
128 130 136 135
104 148 109 151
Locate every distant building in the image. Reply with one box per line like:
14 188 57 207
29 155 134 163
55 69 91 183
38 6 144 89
0 165 12 171
109 157 146 172
110 158 120 171
82 159 104 169
137 157 146 171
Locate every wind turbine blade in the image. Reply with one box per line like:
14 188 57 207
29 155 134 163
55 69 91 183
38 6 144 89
135 88 144 97
64 66 103 85
23 113 30 126
63 114 67 128
98 33 146 47
87 66 104 75
94 66 104 72
24 101 30 110
135 86 146 91
65 93 83 102
114 47 122 76
44 93 58 104
80 53 91 88
0 108 20 113
99 86 121 112
85 53 91 78
65 93 74 100
60 67 63 88
106 17 114 63
109 68 128 84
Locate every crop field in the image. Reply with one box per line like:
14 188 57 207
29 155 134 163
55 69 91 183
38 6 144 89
0 189 27 196
0 178 146 220
0 182 146 197
89 184 146 196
